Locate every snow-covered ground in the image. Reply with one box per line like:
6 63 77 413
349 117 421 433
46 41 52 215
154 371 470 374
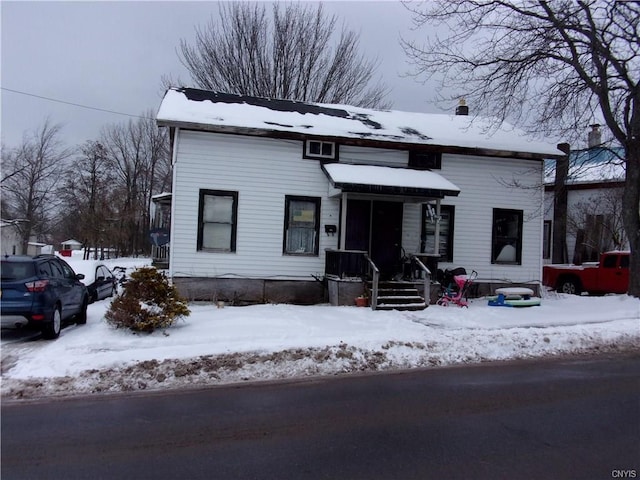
1 257 638 400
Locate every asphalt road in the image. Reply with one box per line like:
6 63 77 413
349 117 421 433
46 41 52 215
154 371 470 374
2 354 639 480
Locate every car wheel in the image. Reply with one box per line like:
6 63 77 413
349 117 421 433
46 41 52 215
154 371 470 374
558 278 581 295
42 306 62 339
76 297 88 325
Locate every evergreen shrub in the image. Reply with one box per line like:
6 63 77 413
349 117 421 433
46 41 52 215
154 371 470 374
105 267 190 333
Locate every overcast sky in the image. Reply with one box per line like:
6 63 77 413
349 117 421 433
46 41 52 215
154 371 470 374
1 1 449 150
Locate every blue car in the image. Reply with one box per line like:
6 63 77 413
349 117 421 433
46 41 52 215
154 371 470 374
0 255 89 339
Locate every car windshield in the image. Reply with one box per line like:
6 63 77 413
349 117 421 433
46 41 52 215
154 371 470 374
1 262 36 281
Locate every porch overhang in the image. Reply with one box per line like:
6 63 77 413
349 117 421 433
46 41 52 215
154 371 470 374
322 163 460 199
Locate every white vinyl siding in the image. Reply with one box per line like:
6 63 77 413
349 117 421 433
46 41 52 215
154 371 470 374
400 154 544 283
339 145 407 167
170 131 339 279
170 130 543 284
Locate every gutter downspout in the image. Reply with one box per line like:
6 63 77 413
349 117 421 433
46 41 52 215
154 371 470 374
168 127 180 280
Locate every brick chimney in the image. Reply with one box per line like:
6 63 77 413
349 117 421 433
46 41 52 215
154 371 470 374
455 98 469 116
588 124 601 148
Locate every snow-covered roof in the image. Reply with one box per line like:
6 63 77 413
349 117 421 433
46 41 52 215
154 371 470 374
157 88 562 159
61 239 82 246
545 147 625 185
323 163 460 199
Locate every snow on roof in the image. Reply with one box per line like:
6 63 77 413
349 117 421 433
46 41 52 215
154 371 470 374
323 163 460 198
545 147 625 184
157 88 562 158
61 239 82 246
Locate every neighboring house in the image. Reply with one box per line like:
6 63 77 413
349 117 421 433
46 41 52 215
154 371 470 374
156 88 562 307
1 219 24 256
59 239 83 257
544 126 626 264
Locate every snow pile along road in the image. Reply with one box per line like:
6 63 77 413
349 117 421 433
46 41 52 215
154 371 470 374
1 293 638 400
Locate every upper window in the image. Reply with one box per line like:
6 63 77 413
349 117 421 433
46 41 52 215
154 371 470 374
492 209 523 264
197 190 238 252
409 151 442 170
421 204 455 262
283 196 320 255
303 140 337 160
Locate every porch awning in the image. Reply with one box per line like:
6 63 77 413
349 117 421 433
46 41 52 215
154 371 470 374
322 163 460 198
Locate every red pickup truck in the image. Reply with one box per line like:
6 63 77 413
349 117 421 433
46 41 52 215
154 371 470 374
543 251 630 295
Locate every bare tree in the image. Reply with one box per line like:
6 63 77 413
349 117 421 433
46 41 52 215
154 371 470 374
568 186 627 264
403 0 640 297
177 2 389 108
0 119 71 251
100 114 170 256
56 141 116 259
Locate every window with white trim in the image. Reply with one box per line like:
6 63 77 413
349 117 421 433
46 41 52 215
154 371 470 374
303 140 337 160
283 196 320 255
197 190 238 252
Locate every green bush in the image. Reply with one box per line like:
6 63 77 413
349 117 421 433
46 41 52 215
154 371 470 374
105 267 190 333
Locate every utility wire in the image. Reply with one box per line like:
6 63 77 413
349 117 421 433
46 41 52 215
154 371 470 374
1 87 153 120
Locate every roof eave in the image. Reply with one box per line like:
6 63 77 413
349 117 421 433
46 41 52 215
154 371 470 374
157 119 562 160
332 182 460 199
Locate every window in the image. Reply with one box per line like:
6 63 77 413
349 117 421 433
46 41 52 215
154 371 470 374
409 151 442 170
303 140 337 160
602 255 618 268
284 196 320 255
421 204 455 261
543 220 552 260
38 262 52 277
492 209 523 264
620 255 629 269
59 260 76 279
197 190 238 252
49 260 64 278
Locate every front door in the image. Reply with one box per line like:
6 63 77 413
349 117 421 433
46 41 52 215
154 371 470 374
345 199 403 278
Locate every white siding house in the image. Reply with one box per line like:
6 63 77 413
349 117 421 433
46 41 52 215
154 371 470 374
1 220 23 256
156 88 562 307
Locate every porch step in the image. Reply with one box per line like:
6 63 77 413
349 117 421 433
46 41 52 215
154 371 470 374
368 280 427 311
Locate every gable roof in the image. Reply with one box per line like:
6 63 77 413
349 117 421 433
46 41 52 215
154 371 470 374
156 88 562 160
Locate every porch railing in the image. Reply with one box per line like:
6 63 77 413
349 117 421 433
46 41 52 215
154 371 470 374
325 249 368 278
363 254 380 310
410 254 432 305
151 244 170 268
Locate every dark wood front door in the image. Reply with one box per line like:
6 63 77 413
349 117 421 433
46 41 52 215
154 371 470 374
345 199 403 278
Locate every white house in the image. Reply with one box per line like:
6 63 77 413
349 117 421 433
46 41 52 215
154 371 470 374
1 219 24 256
156 88 562 308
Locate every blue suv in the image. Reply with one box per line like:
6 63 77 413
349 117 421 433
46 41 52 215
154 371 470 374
1 255 89 339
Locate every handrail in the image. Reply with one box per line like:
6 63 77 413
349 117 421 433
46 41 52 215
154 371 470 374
363 254 379 310
411 255 431 306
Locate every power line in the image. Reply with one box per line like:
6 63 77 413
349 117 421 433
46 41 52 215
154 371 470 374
1 87 154 120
